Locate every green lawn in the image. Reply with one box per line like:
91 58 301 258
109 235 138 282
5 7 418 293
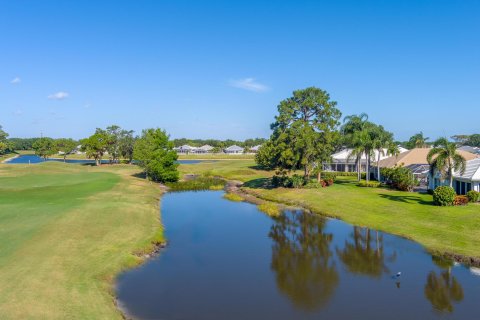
179 159 480 259
0 162 163 319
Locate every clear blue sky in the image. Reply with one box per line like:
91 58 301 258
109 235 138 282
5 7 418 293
1 0 479 141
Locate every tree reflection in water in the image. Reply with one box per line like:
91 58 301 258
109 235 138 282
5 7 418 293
336 226 396 278
269 210 339 312
424 256 464 313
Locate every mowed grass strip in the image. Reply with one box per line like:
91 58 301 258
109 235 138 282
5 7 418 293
0 162 163 319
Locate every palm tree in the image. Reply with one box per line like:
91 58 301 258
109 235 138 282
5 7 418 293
408 131 430 148
342 113 369 181
372 126 399 181
427 137 467 188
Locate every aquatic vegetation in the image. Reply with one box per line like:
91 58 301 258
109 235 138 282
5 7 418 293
258 202 281 217
223 193 244 202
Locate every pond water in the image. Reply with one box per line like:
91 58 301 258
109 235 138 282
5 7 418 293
116 191 480 320
4 155 210 165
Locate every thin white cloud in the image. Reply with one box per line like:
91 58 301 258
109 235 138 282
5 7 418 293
228 78 269 92
48 91 69 100
11 77 21 84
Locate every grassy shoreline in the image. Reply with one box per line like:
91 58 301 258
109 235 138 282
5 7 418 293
0 162 164 319
178 159 480 261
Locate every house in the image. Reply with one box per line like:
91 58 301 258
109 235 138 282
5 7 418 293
429 157 480 194
197 145 214 154
249 145 262 153
458 145 480 155
377 148 478 190
224 145 244 154
377 148 433 184
323 147 408 173
174 145 197 154
74 145 85 155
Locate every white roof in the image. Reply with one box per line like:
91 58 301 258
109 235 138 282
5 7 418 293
174 145 197 151
458 145 480 154
198 144 214 151
250 145 262 151
331 148 404 162
225 145 244 151
453 158 480 181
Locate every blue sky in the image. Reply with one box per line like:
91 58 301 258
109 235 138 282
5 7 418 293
1 0 479 141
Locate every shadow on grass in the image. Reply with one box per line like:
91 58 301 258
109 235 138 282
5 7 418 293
333 178 358 186
248 165 270 171
131 172 147 179
243 178 273 189
378 193 433 205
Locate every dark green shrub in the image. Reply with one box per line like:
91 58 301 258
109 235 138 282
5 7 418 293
427 189 434 195
271 174 307 188
433 186 456 206
454 195 469 206
320 172 337 181
357 180 381 188
381 166 418 191
271 175 288 188
290 174 305 188
466 190 480 203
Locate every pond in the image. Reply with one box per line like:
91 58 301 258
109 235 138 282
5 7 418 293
116 190 480 320
3 155 211 165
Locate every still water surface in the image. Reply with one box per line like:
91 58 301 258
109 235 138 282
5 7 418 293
116 191 480 320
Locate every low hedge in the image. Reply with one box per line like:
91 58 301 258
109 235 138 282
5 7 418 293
466 190 480 203
433 186 456 206
332 172 366 179
357 180 381 188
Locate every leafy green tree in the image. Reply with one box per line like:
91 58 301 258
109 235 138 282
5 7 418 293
427 138 466 187
133 128 179 182
406 132 429 149
7 138 40 150
259 87 341 178
465 134 480 147
55 138 77 162
0 125 13 155
254 140 278 170
32 137 57 160
118 129 136 163
105 125 122 163
81 129 109 165
450 135 470 145
0 141 10 155
0 125 8 142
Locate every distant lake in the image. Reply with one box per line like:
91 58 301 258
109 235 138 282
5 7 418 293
116 190 480 320
4 155 213 165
